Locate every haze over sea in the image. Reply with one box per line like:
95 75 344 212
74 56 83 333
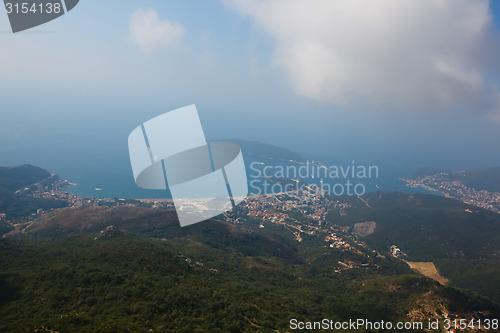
0 108 467 199
2 1 500 199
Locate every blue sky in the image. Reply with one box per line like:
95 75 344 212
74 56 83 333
1 0 500 177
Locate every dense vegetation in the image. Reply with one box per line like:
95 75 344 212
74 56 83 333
327 192 500 261
0 187 67 219
459 167 500 193
0 165 67 219
1 224 497 332
435 259 500 304
328 191 500 305
0 164 51 191
1 165 499 331
414 166 500 193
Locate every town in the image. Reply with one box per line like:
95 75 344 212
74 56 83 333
401 173 500 213
2 175 386 272
223 184 385 269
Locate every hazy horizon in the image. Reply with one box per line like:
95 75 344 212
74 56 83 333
2 0 500 185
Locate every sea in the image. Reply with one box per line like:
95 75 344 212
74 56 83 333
60 151 433 199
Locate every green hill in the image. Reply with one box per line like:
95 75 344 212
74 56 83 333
435 259 500 304
413 166 500 193
458 167 500 193
328 191 500 304
0 165 67 223
1 220 497 332
328 192 500 260
0 164 51 191
1 166 499 331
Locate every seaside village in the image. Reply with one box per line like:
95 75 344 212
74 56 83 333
3 175 389 267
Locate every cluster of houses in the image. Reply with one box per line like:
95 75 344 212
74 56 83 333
389 245 406 258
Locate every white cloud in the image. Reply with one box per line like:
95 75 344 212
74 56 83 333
129 9 185 52
225 0 499 112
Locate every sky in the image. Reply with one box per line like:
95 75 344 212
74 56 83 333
1 0 500 182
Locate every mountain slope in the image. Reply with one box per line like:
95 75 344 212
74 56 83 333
1 228 497 332
0 165 67 222
329 192 500 260
329 191 500 304
0 164 51 191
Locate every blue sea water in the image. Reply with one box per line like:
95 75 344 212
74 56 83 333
61 152 432 199
0 114 437 199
